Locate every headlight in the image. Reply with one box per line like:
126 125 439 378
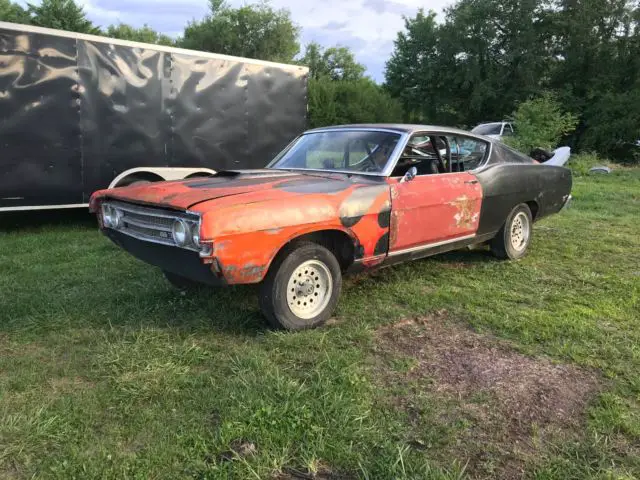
172 219 190 246
102 205 123 229
191 225 200 246
101 204 112 227
102 204 122 228
112 208 123 228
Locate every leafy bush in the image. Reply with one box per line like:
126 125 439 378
579 90 640 164
506 93 578 154
308 77 404 128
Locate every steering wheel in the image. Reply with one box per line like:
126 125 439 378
362 155 380 172
322 158 335 169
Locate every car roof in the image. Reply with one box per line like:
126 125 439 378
306 123 486 138
473 121 512 127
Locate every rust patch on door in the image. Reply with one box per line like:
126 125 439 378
448 195 479 229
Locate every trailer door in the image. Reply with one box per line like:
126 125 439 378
0 27 83 208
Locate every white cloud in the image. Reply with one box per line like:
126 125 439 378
21 0 454 80
262 0 454 79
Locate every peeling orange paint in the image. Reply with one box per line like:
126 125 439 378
388 172 482 251
90 169 483 286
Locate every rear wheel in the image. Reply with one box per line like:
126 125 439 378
490 203 533 260
163 271 203 291
259 242 342 330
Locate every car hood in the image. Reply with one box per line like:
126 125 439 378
100 169 380 210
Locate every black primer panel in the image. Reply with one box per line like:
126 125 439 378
0 30 81 207
474 163 571 235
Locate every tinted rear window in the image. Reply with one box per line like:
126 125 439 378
471 123 502 135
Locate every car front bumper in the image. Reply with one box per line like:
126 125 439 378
104 229 227 286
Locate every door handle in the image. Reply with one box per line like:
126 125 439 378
465 179 479 184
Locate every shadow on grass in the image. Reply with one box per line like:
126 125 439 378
1 207 499 338
431 247 497 265
348 247 497 281
1 279 270 338
0 208 95 232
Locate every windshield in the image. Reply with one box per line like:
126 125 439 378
471 123 502 135
269 130 402 174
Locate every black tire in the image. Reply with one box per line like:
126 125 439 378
163 271 203 291
259 242 342 331
490 203 533 260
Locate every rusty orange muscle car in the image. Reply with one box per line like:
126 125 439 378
90 125 572 330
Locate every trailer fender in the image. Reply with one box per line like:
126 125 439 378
110 167 217 188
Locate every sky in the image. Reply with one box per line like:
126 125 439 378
19 0 454 81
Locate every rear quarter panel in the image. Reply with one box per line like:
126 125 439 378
474 164 572 235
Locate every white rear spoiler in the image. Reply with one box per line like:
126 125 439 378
542 146 571 167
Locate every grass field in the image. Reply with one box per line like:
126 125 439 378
1 162 639 479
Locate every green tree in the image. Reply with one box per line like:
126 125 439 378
548 0 639 154
308 77 403 128
506 93 579 153
180 0 299 63
580 90 640 161
28 0 100 34
299 42 365 81
385 9 442 123
106 23 174 46
0 0 30 24
386 1 551 126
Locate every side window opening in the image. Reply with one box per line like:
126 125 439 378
390 133 489 177
391 134 449 177
446 135 489 171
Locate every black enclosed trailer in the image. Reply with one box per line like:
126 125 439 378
0 21 308 211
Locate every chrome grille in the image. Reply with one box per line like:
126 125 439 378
104 200 200 250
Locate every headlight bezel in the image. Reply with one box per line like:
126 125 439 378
191 226 201 246
101 204 122 229
101 203 112 227
171 218 191 247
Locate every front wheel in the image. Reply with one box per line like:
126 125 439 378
259 242 342 330
490 203 533 260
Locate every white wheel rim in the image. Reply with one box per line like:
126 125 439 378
510 212 530 252
286 259 333 320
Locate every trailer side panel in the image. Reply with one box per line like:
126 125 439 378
78 40 169 199
0 22 309 210
0 29 82 208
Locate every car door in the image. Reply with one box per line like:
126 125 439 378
388 133 486 252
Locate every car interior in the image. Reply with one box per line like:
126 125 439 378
390 134 488 178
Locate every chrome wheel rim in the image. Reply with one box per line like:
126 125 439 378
286 260 333 319
510 212 530 252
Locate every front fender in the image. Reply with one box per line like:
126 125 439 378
201 184 392 284
212 224 357 284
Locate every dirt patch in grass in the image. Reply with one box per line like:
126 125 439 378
375 313 601 478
